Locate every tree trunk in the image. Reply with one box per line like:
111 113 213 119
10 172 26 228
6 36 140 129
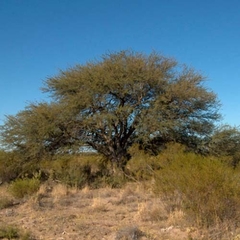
110 149 130 175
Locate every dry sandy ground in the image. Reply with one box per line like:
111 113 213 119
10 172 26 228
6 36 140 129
0 182 211 240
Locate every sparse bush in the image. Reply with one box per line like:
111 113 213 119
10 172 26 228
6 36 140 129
154 144 240 230
9 178 40 199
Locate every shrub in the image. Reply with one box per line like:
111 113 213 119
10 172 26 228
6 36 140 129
154 144 240 229
0 150 44 183
100 174 127 188
0 151 23 183
40 153 113 188
126 144 161 181
9 178 40 199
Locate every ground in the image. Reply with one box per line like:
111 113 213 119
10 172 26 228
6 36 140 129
0 181 229 240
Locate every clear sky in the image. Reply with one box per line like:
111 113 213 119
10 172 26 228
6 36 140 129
0 0 240 126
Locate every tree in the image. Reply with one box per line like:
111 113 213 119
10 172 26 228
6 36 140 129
209 125 240 167
0 102 77 160
0 50 220 170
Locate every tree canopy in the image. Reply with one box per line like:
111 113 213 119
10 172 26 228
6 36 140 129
209 125 240 167
0 50 220 169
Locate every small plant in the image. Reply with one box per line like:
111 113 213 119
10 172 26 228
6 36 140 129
0 225 19 239
0 225 34 240
9 178 40 199
21 231 35 240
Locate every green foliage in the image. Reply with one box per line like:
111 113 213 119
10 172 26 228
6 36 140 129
48 155 92 188
39 153 129 188
40 154 108 188
154 144 240 228
0 150 45 184
0 225 19 239
0 50 220 170
209 125 240 167
0 103 73 161
0 225 34 240
0 150 22 183
9 178 40 199
100 174 127 189
126 144 161 180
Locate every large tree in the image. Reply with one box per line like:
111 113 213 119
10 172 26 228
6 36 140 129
0 51 220 169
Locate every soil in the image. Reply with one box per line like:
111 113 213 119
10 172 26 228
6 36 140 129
0 181 203 240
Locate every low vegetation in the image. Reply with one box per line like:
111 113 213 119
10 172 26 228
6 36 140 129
153 144 240 238
0 224 34 240
9 177 41 199
0 143 240 239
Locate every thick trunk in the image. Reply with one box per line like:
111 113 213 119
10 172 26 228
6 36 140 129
87 126 135 174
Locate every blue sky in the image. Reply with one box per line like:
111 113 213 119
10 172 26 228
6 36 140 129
0 0 240 126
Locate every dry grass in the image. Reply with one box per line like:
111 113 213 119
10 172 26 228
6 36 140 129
0 181 239 240
136 200 168 222
51 183 69 196
0 184 11 197
0 184 16 210
81 185 94 198
167 209 186 226
91 197 109 212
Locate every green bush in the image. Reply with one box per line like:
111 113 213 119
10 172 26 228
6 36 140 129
40 153 113 188
9 178 40 199
0 151 22 183
154 144 240 228
126 144 161 181
0 150 43 183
